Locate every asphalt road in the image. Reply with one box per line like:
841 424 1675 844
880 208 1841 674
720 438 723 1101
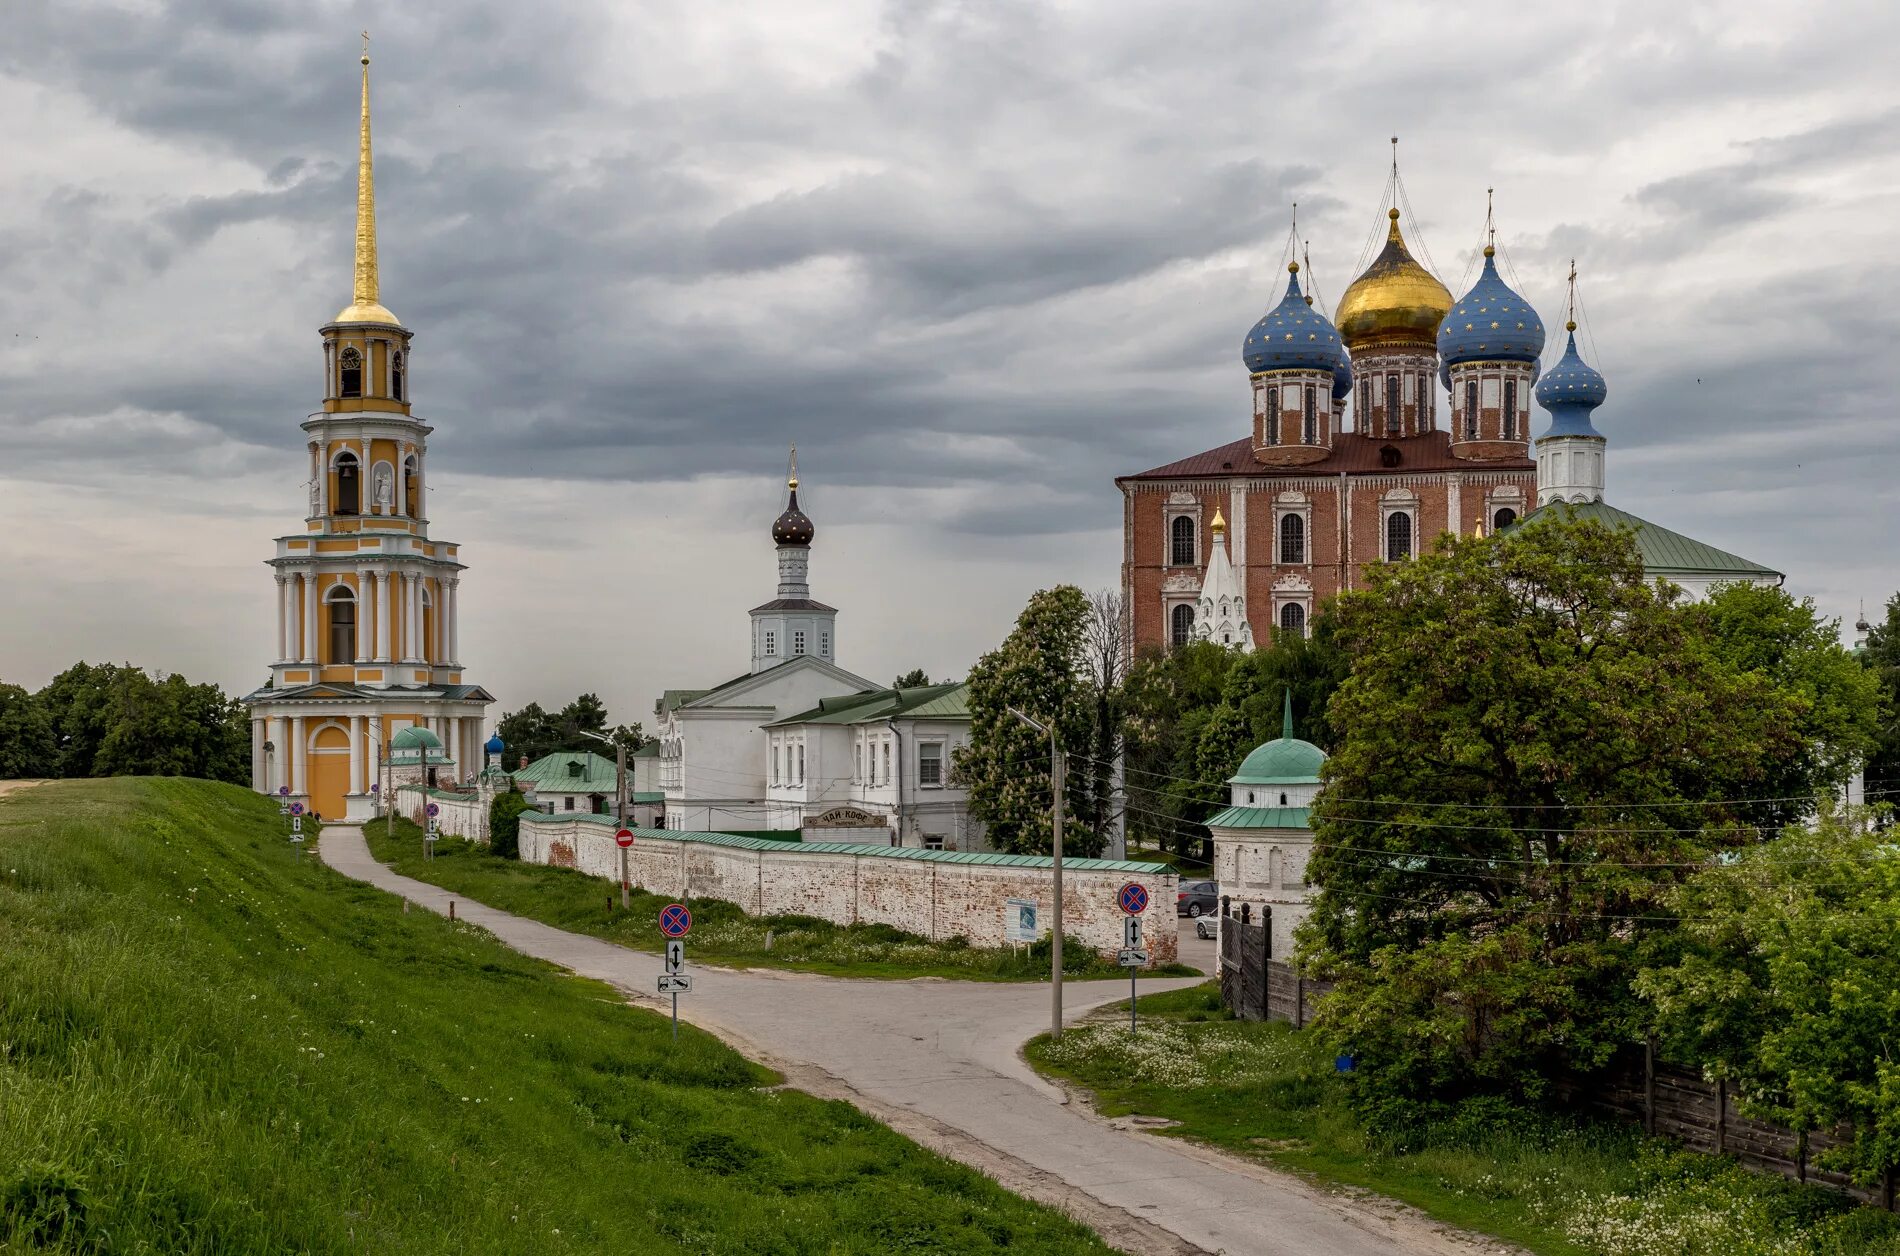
320 825 1510 1256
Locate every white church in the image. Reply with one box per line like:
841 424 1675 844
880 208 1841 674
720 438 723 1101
651 461 989 850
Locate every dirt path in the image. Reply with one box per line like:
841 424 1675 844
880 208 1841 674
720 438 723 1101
0 780 48 800
320 823 1520 1256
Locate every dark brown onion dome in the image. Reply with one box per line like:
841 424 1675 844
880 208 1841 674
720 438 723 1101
772 479 814 546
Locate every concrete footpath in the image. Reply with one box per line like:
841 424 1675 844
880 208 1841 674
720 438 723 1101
320 825 1510 1256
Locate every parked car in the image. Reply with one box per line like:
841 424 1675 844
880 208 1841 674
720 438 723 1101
1176 879 1218 918
1194 915 1218 940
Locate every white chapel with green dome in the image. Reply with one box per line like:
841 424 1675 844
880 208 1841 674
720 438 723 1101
1207 692 1326 958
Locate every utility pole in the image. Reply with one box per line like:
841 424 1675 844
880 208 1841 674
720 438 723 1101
1009 707 1065 1040
581 729 630 910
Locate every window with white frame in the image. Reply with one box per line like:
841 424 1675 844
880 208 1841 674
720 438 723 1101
1386 510 1413 561
798 742 805 784
772 744 780 785
793 630 806 655
1280 601 1307 638
918 742 944 787
923 833 945 851
855 744 863 782
1170 602 1194 648
819 631 829 657
882 742 892 786
764 630 776 656
1279 512 1305 565
1168 514 1196 566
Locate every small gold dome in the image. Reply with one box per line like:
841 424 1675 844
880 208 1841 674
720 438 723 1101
332 300 402 325
1334 208 1452 350
1211 506 1227 533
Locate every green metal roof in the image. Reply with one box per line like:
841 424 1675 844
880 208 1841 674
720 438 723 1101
512 750 621 795
766 682 969 728
630 742 660 759
1206 805 1314 830
1521 501 1782 581
519 814 1170 874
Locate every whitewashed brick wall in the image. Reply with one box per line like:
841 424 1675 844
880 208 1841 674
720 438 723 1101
519 815 1178 965
394 784 489 842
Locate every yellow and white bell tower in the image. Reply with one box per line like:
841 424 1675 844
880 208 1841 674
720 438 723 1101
244 47 493 823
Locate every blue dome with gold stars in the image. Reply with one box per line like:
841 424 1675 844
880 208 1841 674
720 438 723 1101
1244 264 1349 384
1535 326 1608 437
1438 247 1545 379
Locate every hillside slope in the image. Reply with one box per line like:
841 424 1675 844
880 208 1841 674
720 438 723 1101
0 778 1104 1254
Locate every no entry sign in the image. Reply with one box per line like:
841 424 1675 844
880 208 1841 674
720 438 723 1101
659 902 692 938
615 828 636 849
1118 881 1149 916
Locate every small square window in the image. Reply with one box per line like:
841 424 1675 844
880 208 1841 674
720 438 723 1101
923 833 945 851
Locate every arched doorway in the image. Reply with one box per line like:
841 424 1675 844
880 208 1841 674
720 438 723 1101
308 723 352 821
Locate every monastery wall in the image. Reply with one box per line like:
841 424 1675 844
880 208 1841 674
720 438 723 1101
518 814 1178 964
393 783 490 841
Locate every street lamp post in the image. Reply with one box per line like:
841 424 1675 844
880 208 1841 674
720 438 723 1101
580 729 630 910
1008 706 1065 1040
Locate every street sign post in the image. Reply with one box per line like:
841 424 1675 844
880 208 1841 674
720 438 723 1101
615 828 635 911
291 815 303 841
424 802 439 860
659 904 691 1039
1118 881 1149 1032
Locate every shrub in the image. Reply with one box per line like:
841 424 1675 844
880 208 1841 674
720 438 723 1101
487 789 531 859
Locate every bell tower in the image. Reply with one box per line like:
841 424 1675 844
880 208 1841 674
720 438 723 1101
244 43 493 824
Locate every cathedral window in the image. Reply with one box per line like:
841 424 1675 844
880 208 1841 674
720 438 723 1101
1493 507 1517 532
403 455 420 518
1303 386 1316 444
1265 385 1279 445
1384 374 1399 436
1464 381 1478 440
793 630 806 655
392 350 406 402
1503 380 1518 439
1169 514 1197 566
1280 601 1306 638
334 452 361 515
1386 511 1413 561
1419 373 1432 430
1359 378 1370 428
339 346 363 398
1169 603 1194 648
1279 512 1305 565
326 588 357 663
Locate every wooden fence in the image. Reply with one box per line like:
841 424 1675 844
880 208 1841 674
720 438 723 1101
1215 913 1895 1209
1217 915 1332 1026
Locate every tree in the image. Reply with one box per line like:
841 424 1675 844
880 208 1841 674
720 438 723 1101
954 586 1101 856
1120 641 1240 856
893 669 931 689
31 663 249 784
1637 807 1900 1184
494 694 642 766
0 684 55 778
1306 516 1800 1097
1078 589 1126 849
488 789 532 859
495 702 556 766
1689 582 1879 828
1859 592 1900 807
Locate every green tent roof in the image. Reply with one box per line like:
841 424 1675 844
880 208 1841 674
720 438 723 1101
1229 690 1325 785
1520 500 1781 581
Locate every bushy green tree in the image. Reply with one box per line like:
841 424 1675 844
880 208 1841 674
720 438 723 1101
1121 641 1237 856
1859 592 1900 805
893 668 931 689
494 694 643 766
31 663 248 784
1637 808 1900 1184
955 586 1101 856
0 683 56 777
488 789 532 859
1307 516 1802 1097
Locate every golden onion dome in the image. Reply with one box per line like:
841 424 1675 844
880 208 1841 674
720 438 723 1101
1335 209 1453 350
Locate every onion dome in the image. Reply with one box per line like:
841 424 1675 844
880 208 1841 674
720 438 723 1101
1534 323 1609 437
1439 246 1545 370
1336 209 1452 350
771 475 815 546
485 731 504 755
1243 264 1349 378
1228 692 1326 785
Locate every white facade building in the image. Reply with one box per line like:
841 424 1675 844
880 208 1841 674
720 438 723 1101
1206 693 1325 959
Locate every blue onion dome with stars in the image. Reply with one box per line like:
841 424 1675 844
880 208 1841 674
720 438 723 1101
1535 321 1608 437
1244 263 1350 384
1437 246 1546 385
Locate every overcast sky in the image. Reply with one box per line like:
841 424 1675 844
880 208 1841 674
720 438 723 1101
3 0 1896 731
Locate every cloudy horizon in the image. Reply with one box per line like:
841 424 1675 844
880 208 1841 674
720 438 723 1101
3 0 1896 730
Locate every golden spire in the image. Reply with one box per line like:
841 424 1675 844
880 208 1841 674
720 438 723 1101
787 444 798 490
1210 506 1226 533
335 35 399 325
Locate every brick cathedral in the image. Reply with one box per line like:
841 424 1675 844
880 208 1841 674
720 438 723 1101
1117 202 1548 653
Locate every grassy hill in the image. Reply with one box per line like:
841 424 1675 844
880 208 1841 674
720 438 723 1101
0 778 1106 1254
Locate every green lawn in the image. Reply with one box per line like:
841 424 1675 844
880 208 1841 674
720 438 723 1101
1025 984 1900 1256
367 816 1200 982
0 778 1109 1254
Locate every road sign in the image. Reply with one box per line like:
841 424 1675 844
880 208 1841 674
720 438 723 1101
278 786 290 797
291 814 303 842
1118 882 1149 916
1123 917 1143 949
1118 948 1149 967
278 804 289 816
1003 898 1039 944
615 828 636 849
659 903 692 938
425 803 440 818
289 802 305 817
665 940 684 973
658 974 691 994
